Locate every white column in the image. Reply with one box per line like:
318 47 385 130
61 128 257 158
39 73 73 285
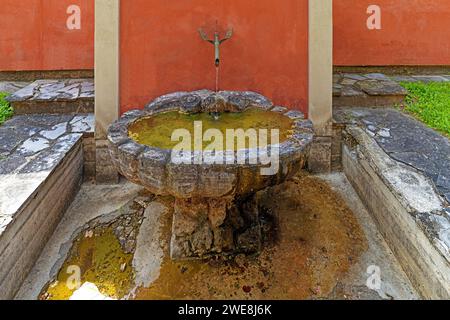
95 0 120 140
94 0 120 183
309 0 333 135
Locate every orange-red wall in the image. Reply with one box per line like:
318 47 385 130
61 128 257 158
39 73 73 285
120 0 309 113
1 1 450 111
0 0 93 71
334 0 450 65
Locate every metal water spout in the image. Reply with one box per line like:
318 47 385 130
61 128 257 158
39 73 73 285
199 22 233 118
198 24 233 68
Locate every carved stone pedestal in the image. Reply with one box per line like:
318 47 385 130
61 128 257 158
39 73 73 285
170 196 261 259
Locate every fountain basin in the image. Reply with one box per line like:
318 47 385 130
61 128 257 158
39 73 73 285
107 90 314 259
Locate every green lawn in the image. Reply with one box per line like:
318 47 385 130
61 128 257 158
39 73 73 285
0 92 13 125
400 82 450 137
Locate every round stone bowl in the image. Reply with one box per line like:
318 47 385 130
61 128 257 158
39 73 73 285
107 90 314 259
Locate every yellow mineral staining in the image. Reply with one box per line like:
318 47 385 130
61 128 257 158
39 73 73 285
41 174 367 300
134 173 367 300
128 108 294 150
41 227 134 300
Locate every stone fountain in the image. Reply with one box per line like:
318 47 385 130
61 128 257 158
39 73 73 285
107 90 313 259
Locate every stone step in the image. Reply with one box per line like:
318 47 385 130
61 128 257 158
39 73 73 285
6 79 94 115
333 73 408 108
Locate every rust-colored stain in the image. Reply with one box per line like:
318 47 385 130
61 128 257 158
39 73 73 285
135 173 367 300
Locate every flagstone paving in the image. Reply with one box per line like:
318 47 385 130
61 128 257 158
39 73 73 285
333 72 450 108
6 79 94 114
333 73 408 107
0 81 31 94
0 113 94 231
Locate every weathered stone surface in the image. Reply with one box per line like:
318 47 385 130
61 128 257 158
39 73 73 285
270 106 288 114
95 141 119 184
341 85 365 97
40 122 68 140
308 137 332 174
0 113 94 218
0 115 85 299
170 196 262 259
335 72 450 108
109 90 313 259
6 79 94 115
284 110 305 120
342 126 450 298
342 73 366 81
0 113 94 179
333 84 342 97
110 91 313 200
333 73 408 108
0 81 30 94
356 79 407 96
412 75 449 83
334 107 450 204
364 73 390 81
8 79 93 102
70 114 94 134
137 148 170 195
389 76 417 83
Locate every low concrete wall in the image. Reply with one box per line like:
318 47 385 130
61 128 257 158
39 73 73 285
342 126 450 299
0 140 83 299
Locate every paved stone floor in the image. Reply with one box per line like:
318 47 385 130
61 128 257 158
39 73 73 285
334 107 450 204
0 114 94 232
17 173 418 300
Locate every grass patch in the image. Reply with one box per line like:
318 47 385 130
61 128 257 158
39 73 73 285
400 82 450 137
0 92 13 125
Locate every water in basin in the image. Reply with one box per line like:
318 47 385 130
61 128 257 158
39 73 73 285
128 108 294 150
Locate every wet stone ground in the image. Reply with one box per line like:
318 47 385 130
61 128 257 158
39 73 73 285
27 173 417 301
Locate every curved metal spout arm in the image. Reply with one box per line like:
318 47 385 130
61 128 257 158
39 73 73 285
198 27 233 67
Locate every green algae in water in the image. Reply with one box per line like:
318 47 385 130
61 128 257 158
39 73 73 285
128 108 294 150
42 227 134 300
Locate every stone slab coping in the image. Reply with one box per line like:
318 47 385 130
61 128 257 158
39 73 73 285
334 108 450 264
333 73 408 98
0 81 31 95
6 79 94 103
0 113 94 237
333 72 450 99
334 107 450 204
